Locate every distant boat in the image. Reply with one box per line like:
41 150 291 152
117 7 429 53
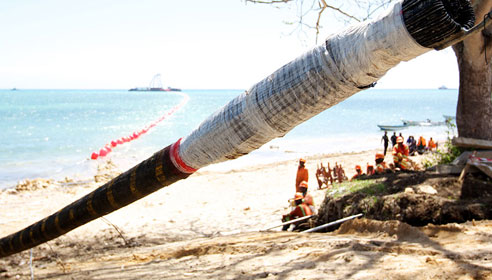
11 88 17 91
377 124 408 131
401 119 446 126
438 85 448 90
129 74 181 92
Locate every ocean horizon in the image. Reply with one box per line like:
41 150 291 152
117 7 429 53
0 88 458 189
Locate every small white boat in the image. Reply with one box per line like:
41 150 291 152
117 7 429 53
377 124 409 131
401 119 446 126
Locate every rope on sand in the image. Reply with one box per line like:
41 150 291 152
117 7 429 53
0 0 476 258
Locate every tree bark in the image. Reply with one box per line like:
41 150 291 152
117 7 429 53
453 0 492 140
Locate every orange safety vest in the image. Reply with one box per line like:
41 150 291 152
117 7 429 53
418 137 426 147
296 167 309 192
392 144 409 158
392 144 410 169
375 162 388 173
428 139 436 149
288 203 313 219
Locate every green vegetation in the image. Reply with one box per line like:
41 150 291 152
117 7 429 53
328 179 386 198
423 121 466 168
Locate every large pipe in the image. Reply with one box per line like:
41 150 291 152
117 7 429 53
0 0 475 258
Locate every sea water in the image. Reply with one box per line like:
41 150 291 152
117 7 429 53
0 88 458 189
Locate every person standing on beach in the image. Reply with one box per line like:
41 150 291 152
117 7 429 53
390 132 397 147
295 158 309 193
381 131 389 155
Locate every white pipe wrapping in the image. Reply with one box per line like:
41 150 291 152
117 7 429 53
179 1 429 170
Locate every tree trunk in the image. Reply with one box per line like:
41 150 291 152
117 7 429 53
453 0 492 140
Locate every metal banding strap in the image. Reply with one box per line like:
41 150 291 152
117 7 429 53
86 192 98 217
129 169 143 198
105 180 119 209
170 138 197 174
29 228 35 245
54 214 64 235
155 149 167 186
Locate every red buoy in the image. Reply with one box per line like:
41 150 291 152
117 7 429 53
91 152 99 160
111 140 117 147
99 148 108 157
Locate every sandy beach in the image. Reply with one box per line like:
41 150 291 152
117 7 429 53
1 149 491 279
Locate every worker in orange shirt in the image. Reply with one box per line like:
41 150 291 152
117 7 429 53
392 136 411 170
375 153 390 174
282 192 313 231
428 137 437 151
350 165 364 181
417 136 427 153
298 181 316 214
295 158 309 193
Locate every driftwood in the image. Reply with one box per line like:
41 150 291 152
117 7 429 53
452 137 492 150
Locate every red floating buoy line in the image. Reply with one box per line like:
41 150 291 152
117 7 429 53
90 93 190 160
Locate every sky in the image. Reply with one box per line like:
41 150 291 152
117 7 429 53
0 0 459 90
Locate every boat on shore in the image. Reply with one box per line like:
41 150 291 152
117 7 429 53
377 124 409 131
129 74 181 92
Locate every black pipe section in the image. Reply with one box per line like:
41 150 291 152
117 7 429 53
402 0 475 49
0 143 191 258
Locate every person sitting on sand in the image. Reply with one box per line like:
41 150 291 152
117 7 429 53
417 136 427 154
282 192 313 231
374 153 392 174
350 165 364 181
366 162 375 176
407 136 417 156
392 136 411 170
428 137 437 151
295 158 309 193
298 181 316 214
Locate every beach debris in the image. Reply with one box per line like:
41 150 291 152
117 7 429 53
417 185 438 195
452 137 492 150
0 0 476 258
459 152 492 181
94 160 121 183
15 178 55 192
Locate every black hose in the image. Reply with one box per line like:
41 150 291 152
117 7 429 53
402 0 475 49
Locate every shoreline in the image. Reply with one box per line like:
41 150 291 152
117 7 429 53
0 124 452 190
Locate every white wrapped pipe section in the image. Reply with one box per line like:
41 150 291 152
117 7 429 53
179 0 430 170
